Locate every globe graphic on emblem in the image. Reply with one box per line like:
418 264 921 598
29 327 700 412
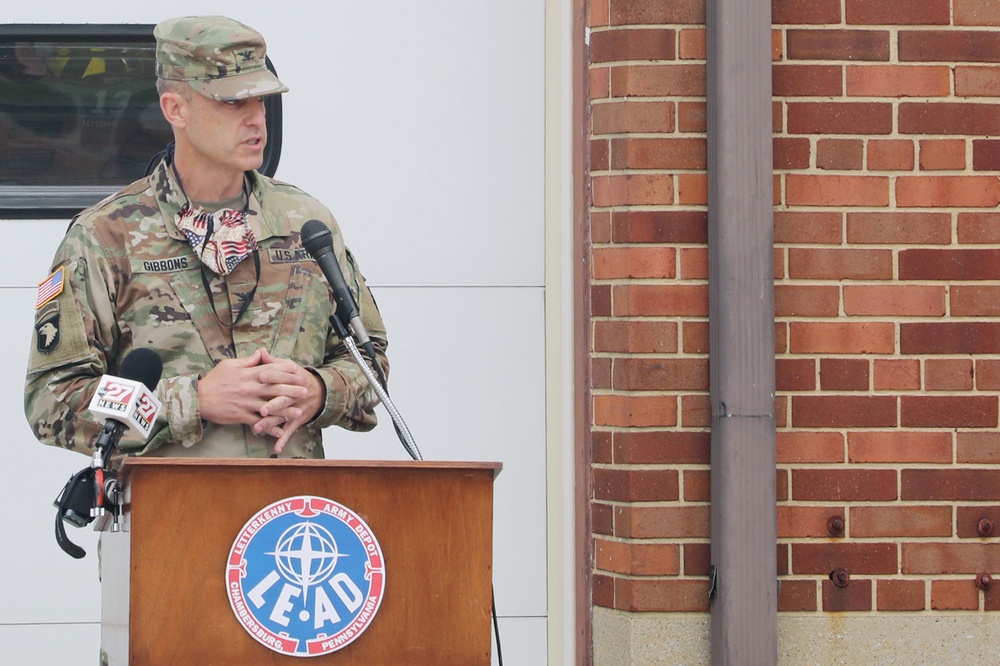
271 521 343 602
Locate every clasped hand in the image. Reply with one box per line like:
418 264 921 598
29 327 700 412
197 348 324 454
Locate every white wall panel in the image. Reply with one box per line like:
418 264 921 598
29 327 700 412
4 2 551 664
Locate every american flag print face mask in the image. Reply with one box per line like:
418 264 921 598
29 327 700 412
175 205 259 275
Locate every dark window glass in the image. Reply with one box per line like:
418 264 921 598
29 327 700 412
0 25 282 218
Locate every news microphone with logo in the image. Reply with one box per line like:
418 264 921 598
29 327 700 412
300 219 371 346
88 347 163 458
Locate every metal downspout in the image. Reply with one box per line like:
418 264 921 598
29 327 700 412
706 0 778 663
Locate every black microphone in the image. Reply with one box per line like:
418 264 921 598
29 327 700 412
300 219 371 345
54 348 163 558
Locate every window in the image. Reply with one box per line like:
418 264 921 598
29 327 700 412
0 25 282 218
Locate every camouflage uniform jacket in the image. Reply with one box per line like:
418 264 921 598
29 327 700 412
24 160 388 459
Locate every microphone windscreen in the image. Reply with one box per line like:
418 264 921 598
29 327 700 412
119 348 163 392
301 219 333 256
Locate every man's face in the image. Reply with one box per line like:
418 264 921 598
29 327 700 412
181 92 268 178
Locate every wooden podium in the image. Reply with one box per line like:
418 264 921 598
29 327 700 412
99 458 501 665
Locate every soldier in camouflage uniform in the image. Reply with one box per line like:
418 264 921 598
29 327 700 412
24 16 388 459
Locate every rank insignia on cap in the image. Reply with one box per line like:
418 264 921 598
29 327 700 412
35 267 65 309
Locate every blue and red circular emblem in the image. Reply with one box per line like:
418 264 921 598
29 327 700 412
226 496 386 657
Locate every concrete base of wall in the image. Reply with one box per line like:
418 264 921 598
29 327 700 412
593 607 1000 665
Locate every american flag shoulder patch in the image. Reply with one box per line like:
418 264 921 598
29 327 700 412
36 267 65 309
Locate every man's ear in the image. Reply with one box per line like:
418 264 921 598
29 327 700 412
159 92 188 129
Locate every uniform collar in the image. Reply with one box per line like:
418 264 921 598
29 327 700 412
152 160 291 241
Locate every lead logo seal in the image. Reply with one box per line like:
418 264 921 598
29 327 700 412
226 496 386 657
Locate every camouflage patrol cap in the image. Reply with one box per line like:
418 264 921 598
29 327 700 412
154 15 288 101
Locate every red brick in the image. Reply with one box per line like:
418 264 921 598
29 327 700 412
866 139 915 171
613 358 707 391
775 285 839 317
593 247 676 280
956 506 1000 538
794 543 898 574
593 502 614 536
848 431 953 464
590 28 676 63
592 572 615 608
676 174 707 205
591 139 610 171
594 321 679 354
877 579 925 611
594 394 679 427
901 322 1000 354
786 29 888 61
592 358 612 389
774 137 811 170
955 66 1000 97
949 285 1000 316
920 140 967 171
677 101 706 132
925 359 975 391
593 173 673 207
594 468 680 502
873 359 921 391
903 469 1000 501
595 539 680 576
847 0 948 26
610 64 705 97
778 579 818 611
978 361 1000 391
788 102 893 135
792 468 898 501
592 284 612 316
614 578 710 612
680 393 710 427
594 210 611 244
611 137 706 170
901 396 998 428
773 65 843 97
773 0 840 24
776 358 817 391
679 247 708 279
613 285 708 317
684 543 711 576
823 578 873 612
844 285 946 317
900 250 1000 281
678 29 705 60
848 212 950 245
958 213 1000 244
899 103 1000 135
591 66 610 99
819 358 869 391
959 434 1000 467
777 431 845 463
592 100 676 135
593 431 613 464
847 65 950 97
788 248 892 280
683 321 709 354
931 580 979 610
590 0 610 26
903 543 1000 574
973 140 1000 171
778 506 847 538
851 506 953 538
611 210 707 244
900 30 1000 62
896 176 1000 208
683 469 710 501
774 211 843 244
612 430 710 464
955 0 1000 26
616 505 709 539
610 0 705 25
816 139 863 170
790 322 895 355
787 175 889 207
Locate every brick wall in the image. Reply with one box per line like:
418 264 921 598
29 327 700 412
588 0 1000 625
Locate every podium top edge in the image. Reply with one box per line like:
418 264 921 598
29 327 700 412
119 458 503 477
